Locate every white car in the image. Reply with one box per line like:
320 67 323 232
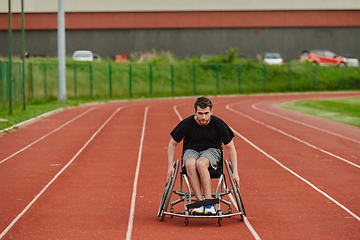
340 54 359 67
263 53 283 65
72 50 93 61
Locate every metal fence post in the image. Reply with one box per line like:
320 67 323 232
149 64 152 96
8 0 12 113
74 63 77 99
216 65 220 95
314 64 318 90
0 61 2 103
109 63 112 98
44 63 47 98
263 64 266 92
171 64 174 95
21 0 26 110
288 63 292 91
90 64 93 99
57 0 67 101
341 66 345 89
30 62 33 100
193 64 196 95
129 64 132 98
14 63 18 103
237 64 241 93
14 63 19 103
19 62 22 103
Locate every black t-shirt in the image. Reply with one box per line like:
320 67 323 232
170 115 234 152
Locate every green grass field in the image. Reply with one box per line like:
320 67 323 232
281 96 360 128
0 99 99 132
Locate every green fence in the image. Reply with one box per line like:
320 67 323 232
1 60 360 106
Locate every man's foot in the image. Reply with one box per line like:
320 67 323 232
192 206 204 215
204 205 216 215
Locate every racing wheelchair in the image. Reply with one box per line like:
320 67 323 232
158 153 246 226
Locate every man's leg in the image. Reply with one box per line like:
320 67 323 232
196 156 217 215
186 156 216 215
196 156 212 199
184 157 204 200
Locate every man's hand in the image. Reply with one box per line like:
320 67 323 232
232 171 240 187
167 166 174 182
167 138 178 182
225 140 240 187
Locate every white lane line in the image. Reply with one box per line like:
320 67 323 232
126 106 149 240
0 108 64 134
0 107 96 165
252 102 360 144
173 105 261 240
230 126 360 222
228 194 261 240
226 104 360 169
0 107 123 239
243 216 261 240
173 105 182 121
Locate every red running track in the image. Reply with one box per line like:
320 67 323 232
0 92 359 240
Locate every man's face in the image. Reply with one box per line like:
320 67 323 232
194 106 212 126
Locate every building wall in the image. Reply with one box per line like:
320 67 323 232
1 1 359 59
2 27 359 61
2 10 360 30
1 0 360 13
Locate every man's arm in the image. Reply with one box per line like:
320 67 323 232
225 140 240 186
167 138 178 181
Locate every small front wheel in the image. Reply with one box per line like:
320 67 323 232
185 219 189 226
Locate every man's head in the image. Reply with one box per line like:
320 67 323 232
194 97 213 126
194 96 213 111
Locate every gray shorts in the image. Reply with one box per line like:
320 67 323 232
183 148 221 170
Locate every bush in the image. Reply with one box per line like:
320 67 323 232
1 50 359 105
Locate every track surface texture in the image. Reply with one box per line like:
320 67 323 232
1 92 359 240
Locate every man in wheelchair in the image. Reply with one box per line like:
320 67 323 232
167 96 239 215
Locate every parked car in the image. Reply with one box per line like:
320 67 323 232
298 50 348 66
339 54 359 67
138 54 154 62
263 53 283 65
200 54 214 62
115 54 127 62
72 50 93 62
93 53 101 61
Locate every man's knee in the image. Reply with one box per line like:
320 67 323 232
196 157 210 171
185 157 197 173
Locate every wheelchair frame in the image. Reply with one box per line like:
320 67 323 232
158 159 246 226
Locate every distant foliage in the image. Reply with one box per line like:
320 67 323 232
1 49 359 103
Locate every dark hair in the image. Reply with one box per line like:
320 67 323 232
194 96 213 111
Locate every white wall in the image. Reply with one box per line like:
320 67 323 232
1 0 360 13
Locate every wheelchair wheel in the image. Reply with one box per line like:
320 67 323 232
158 160 179 221
158 178 172 220
225 160 246 221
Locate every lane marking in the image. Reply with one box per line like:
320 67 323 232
230 126 360 222
174 105 261 240
126 106 149 240
0 108 64 134
0 107 123 239
0 107 96 165
226 104 360 169
173 105 182 121
228 194 261 240
252 102 360 144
